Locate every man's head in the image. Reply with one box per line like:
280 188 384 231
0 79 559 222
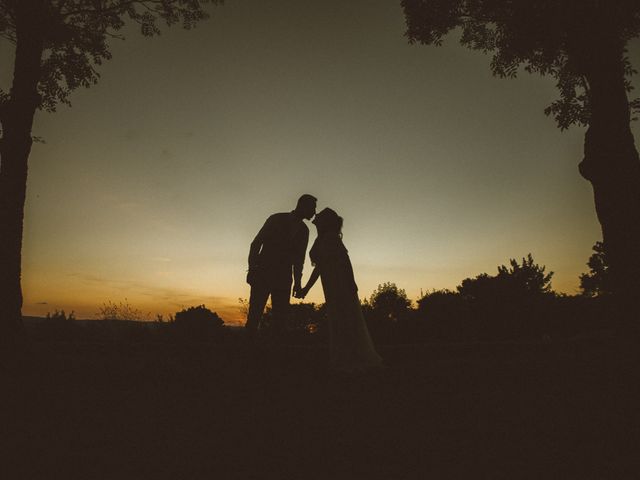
295 194 317 220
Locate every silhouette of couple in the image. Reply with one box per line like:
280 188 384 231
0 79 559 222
246 194 383 372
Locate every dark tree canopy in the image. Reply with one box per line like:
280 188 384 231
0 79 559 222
0 0 221 113
368 282 411 321
579 241 611 297
402 0 640 129
458 254 554 299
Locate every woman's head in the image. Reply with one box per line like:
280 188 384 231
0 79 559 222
309 208 346 266
312 208 343 235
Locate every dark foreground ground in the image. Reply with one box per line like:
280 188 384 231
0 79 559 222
2 333 639 479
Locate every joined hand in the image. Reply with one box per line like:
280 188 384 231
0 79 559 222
293 286 308 299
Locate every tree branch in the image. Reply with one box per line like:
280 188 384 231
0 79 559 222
138 1 165 15
0 31 16 43
60 0 188 19
62 0 139 19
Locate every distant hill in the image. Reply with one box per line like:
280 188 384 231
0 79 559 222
21 316 242 329
22 316 52 325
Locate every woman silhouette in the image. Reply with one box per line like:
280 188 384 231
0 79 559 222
297 208 383 372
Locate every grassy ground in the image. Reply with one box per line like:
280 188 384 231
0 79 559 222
2 334 639 479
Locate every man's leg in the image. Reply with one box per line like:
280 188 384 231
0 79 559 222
270 285 292 336
246 283 270 338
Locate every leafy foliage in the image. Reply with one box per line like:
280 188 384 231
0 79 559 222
579 241 611 297
0 0 221 113
401 0 640 129
416 289 458 312
367 282 411 321
443 255 554 340
496 253 554 294
172 304 225 339
288 302 327 339
26 263 611 345
363 282 413 344
174 304 224 326
97 299 147 321
458 254 553 299
256 302 327 343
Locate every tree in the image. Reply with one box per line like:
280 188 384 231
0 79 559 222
368 282 411 321
458 254 554 299
496 254 554 295
579 241 611 297
0 0 220 339
401 0 640 314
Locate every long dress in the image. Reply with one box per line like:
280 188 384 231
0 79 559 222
313 235 383 372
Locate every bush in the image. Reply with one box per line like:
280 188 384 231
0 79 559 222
290 302 327 342
363 283 413 344
172 305 225 341
416 289 476 341
46 309 76 323
455 255 556 340
255 302 327 343
97 300 147 321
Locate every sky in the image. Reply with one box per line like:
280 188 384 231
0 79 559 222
2 0 639 324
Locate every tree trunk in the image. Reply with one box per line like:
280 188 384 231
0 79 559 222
0 11 43 343
580 46 640 325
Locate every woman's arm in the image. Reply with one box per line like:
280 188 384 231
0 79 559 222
298 266 320 298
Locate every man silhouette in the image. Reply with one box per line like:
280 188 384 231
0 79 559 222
245 194 317 338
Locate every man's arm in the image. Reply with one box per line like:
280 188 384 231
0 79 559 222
292 225 309 293
247 216 272 283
